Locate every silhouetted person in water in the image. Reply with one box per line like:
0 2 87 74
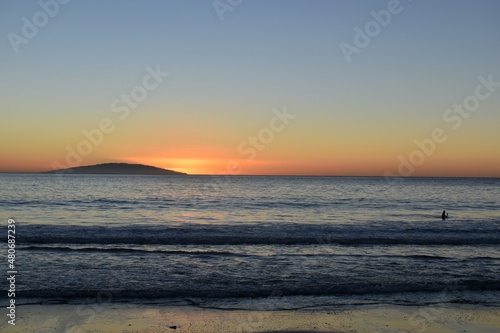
441 210 448 220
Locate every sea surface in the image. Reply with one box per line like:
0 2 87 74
1 174 499 310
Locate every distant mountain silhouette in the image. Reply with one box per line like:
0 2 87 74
46 163 187 175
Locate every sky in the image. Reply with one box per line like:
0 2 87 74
1 0 499 176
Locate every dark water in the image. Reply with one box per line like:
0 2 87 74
1 174 499 309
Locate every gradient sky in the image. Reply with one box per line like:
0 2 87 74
1 0 499 176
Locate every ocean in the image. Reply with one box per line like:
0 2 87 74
1 174 499 310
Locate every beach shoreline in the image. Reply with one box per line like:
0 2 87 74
2 303 499 333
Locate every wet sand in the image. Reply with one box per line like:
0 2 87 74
1 304 500 333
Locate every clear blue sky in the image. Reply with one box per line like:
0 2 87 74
1 0 499 176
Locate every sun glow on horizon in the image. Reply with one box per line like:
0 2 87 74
1 1 499 177
124 157 218 175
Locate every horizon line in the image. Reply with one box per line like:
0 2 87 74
0 171 499 179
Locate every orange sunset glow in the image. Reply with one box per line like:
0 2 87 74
1 1 499 177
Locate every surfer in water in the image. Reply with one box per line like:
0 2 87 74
441 210 448 220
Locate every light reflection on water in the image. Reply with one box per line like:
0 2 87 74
2 174 499 226
1 174 499 308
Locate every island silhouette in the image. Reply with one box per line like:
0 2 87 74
45 163 187 175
